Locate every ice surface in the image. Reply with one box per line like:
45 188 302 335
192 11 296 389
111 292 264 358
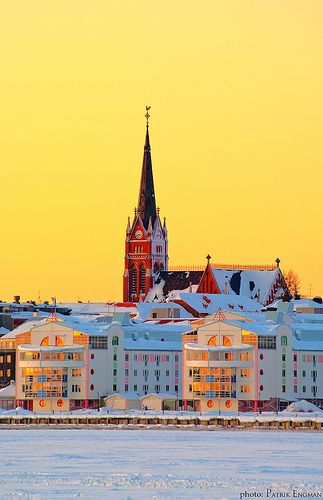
0 429 322 499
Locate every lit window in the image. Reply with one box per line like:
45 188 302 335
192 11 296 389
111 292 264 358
40 337 49 346
208 336 217 346
55 337 64 346
223 336 232 346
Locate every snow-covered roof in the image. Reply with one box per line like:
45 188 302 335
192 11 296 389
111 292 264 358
124 338 182 351
0 382 15 398
135 302 193 321
210 267 283 304
140 393 178 401
104 392 140 401
169 293 262 315
0 327 10 335
224 319 278 336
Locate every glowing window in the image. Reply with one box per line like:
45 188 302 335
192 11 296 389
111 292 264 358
208 336 217 346
223 336 232 346
57 399 63 408
55 336 64 346
39 400 46 408
40 337 49 346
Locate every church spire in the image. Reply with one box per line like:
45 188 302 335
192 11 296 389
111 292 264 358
137 106 157 231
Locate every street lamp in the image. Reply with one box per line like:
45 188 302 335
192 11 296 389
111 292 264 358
97 392 100 411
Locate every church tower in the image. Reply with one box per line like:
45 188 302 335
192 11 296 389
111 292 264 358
123 108 168 302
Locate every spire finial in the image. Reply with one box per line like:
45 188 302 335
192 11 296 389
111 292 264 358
145 105 151 127
206 254 211 263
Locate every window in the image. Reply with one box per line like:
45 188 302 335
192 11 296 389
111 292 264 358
125 353 129 361
90 384 94 391
166 370 170 377
311 386 317 394
134 384 137 391
40 337 49 346
281 336 287 347
72 384 81 393
113 354 117 362
225 353 233 361
112 336 119 346
55 336 64 346
0 370 3 377
0 356 3 364
259 385 264 391
241 368 251 377
189 384 192 392
282 385 286 393
302 370 306 377
189 369 192 377
293 370 297 377
113 369 117 376
208 336 217 346
294 354 297 362
258 336 276 349
72 369 82 377
260 354 264 360
6 369 10 377
294 385 298 393
113 384 117 392
166 355 169 362
223 336 233 347
175 370 178 377
246 352 250 361
175 354 179 362
134 354 137 361
175 384 178 393
303 386 306 393
282 370 286 377
155 385 160 393
134 369 137 376
90 368 94 375
89 337 107 349
240 353 245 361
6 355 11 363
143 384 148 394
166 385 170 392
125 369 129 376
125 384 128 392
282 354 286 362
259 369 264 376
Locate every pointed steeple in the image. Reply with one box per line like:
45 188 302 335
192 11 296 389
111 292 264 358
137 106 157 231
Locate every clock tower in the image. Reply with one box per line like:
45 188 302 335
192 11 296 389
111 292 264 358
123 108 168 302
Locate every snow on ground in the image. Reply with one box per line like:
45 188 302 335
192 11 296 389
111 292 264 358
0 429 322 499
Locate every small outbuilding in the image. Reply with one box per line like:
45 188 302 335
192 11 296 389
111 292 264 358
140 393 179 411
104 392 141 410
0 381 16 410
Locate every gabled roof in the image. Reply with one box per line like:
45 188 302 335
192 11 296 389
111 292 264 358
210 267 284 304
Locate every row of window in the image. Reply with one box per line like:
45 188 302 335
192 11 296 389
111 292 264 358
124 384 179 394
128 354 178 362
258 336 277 350
0 355 12 364
0 369 11 378
125 369 175 378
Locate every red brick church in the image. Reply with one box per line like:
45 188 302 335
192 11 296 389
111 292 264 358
123 110 290 305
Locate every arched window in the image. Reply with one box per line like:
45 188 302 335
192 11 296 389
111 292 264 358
112 336 119 346
55 336 64 346
159 263 164 271
154 262 159 272
130 264 138 299
40 337 49 346
281 336 287 347
208 336 217 346
140 265 146 294
223 336 233 346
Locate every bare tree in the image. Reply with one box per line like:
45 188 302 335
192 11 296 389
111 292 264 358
283 269 301 296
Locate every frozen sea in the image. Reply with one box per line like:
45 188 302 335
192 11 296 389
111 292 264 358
0 429 322 499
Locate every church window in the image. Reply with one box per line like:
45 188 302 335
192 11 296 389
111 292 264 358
140 265 146 293
130 265 138 299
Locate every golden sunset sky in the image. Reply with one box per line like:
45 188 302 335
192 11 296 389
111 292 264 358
0 1 322 302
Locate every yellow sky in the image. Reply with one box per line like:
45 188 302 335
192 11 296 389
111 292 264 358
0 1 322 302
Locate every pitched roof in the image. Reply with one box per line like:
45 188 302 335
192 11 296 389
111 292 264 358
210 267 284 304
146 270 203 302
